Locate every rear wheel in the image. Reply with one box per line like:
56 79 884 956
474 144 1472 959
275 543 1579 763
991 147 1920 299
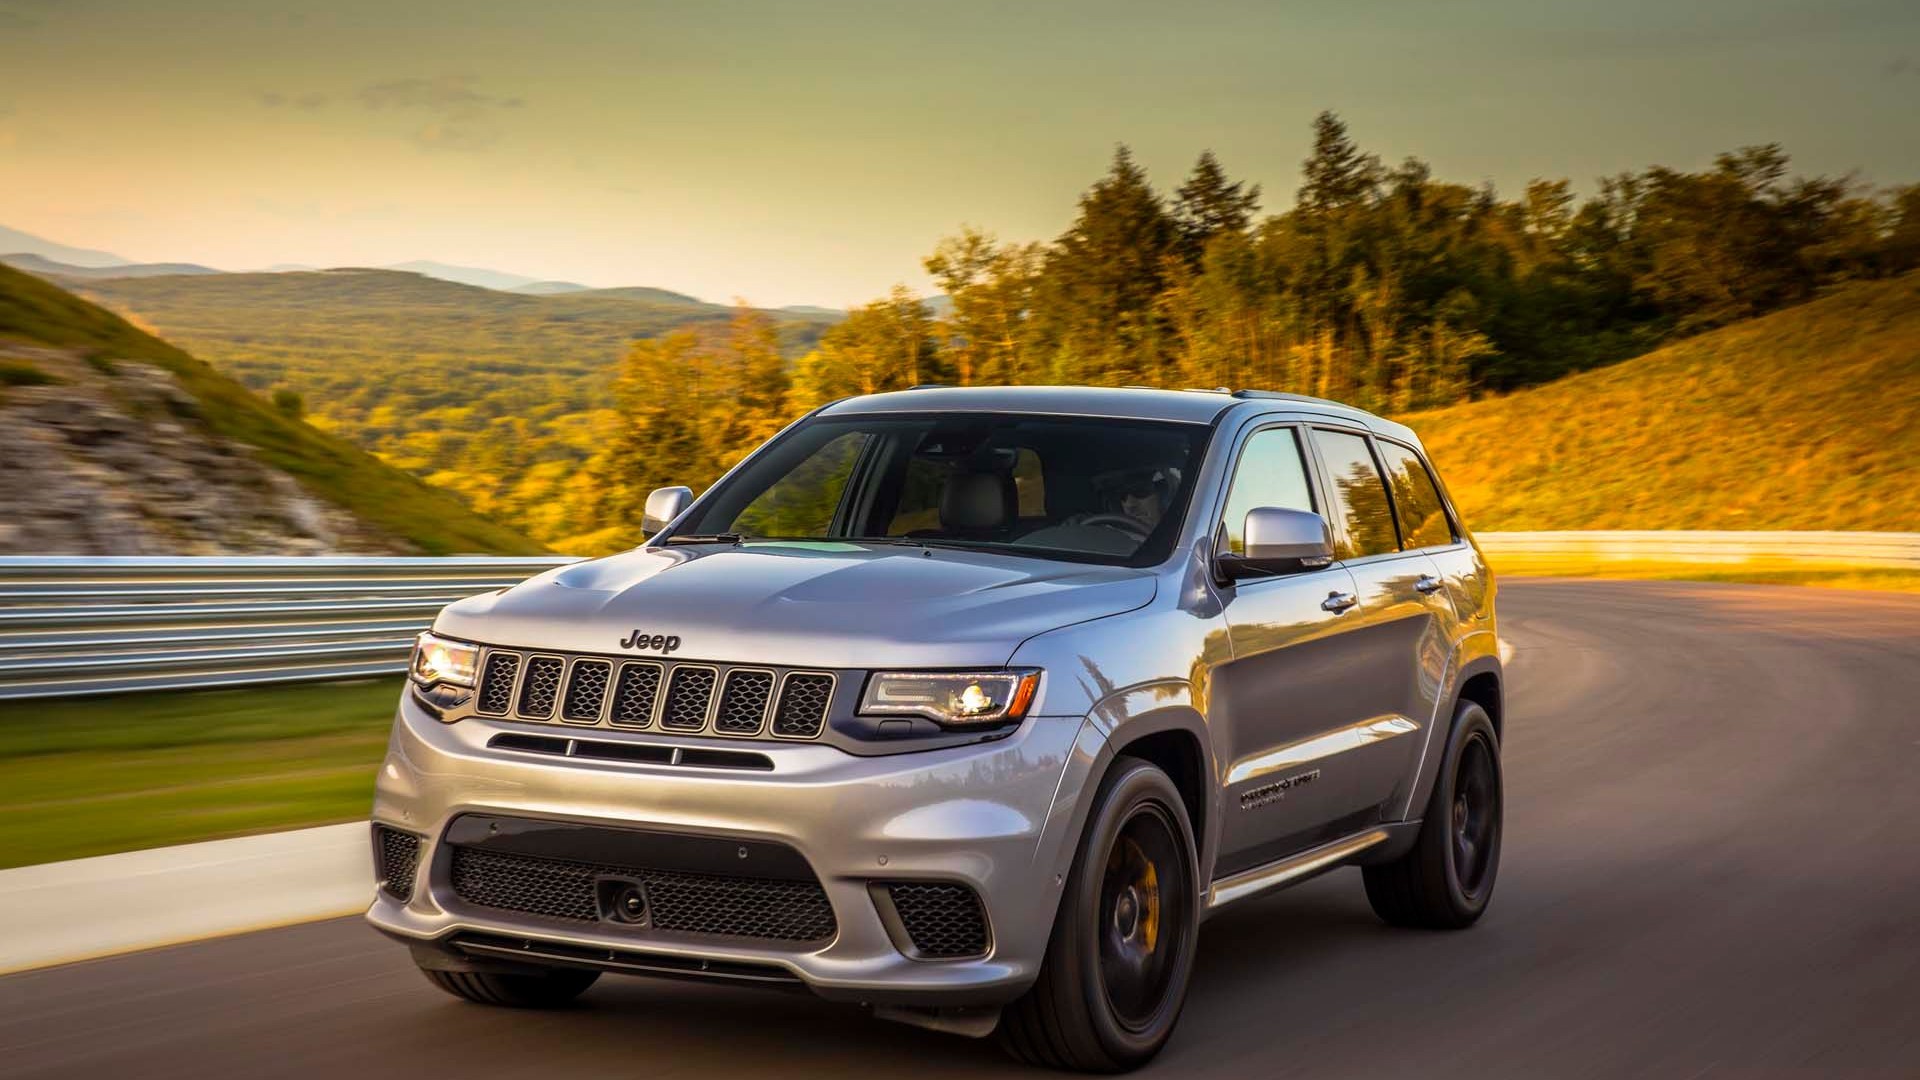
421 966 599 1008
999 757 1198 1073
1363 700 1502 928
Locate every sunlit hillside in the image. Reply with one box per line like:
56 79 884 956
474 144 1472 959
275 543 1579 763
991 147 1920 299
63 268 838 543
1405 274 1920 532
0 265 544 554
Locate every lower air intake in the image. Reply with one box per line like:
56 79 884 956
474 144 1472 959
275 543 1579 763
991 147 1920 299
449 846 837 944
882 881 990 959
375 826 421 900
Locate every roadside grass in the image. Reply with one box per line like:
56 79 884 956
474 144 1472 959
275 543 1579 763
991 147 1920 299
0 678 400 869
1495 563 1920 592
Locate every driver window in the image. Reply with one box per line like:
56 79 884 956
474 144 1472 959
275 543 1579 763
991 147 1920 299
1219 428 1315 556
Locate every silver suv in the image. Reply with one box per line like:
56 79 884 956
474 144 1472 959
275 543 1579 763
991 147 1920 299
368 386 1503 1071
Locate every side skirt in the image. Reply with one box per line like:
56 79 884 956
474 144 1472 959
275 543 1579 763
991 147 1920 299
1203 822 1419 914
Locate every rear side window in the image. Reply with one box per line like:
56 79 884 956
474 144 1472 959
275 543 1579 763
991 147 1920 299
1310 429 1398 560
1377 442 1455 550
1218 428 1315 556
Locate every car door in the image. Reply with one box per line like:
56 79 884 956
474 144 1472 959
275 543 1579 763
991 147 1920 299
1210 423 1367 876
1377 438 1491 628
1305 426 1456 822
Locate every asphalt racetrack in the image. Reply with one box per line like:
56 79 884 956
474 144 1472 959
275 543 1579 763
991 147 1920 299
4 579 1918 1077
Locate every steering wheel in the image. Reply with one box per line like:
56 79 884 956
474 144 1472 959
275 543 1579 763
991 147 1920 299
1077 513 1152 539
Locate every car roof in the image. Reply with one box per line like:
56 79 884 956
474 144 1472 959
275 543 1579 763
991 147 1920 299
817 385 1420 446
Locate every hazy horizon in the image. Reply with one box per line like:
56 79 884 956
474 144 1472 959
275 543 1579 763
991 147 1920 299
3 0 1917 307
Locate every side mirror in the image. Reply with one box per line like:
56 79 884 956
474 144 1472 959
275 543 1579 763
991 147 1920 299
1221 507 1335 579
642 486 694 535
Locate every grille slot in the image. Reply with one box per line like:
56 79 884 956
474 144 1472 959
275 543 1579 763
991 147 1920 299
561 659 612 723
882 881 989 959
662 665 718 731
715 669 775 735
517 655 565 719
477 652 519 715
449 846 836 943
375 826 422 900
773 673 834 738
609 662 662 727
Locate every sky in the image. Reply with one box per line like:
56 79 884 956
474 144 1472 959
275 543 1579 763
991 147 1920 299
1 0 1917 307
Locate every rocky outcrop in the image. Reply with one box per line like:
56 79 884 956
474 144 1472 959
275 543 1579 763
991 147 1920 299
0 344 415 555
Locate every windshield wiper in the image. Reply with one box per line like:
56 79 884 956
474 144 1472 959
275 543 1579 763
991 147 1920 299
660 532 746 545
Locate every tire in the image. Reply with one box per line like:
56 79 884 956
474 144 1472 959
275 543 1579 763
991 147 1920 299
999 757 1199 1073
1363 700 1502 929
421 965 600 1008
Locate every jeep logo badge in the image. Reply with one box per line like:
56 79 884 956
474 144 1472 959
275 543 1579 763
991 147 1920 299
619 630 682 653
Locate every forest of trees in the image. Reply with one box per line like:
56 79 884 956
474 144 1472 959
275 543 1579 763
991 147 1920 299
567 112 1920 547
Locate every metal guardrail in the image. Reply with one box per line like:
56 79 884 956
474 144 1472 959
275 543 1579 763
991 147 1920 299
0 533 1912 701
1474 531 1920 571
0 556 579 701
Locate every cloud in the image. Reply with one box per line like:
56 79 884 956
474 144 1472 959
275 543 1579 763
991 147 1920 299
356 76 524 152
255 90 330 110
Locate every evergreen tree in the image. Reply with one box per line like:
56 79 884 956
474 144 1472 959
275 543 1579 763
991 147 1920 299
1172 151 1260 263
1298 111 1381 213
1039 145 1178 384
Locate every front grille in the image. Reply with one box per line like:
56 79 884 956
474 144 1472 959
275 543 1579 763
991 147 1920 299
662 665 718 730
449 846 837 943
375 826 421 900
715 669 774 734
773 673 834 738
610 662 662 726
884 882 989 959
518 655 565 718
561 659 612 722
477 652 519 715
472 648 836 741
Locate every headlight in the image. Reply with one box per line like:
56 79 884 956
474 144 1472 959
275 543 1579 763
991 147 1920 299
859 669 1041 727
410 631 479 688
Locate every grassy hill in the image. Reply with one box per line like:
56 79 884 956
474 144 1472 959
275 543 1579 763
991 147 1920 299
1404 274 1920 533
66 269 838 544
0 264 544 554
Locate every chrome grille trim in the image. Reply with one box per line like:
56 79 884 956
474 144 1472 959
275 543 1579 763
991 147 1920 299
472 648 834 742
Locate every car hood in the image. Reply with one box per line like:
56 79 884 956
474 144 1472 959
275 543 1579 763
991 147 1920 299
434 541 1158 669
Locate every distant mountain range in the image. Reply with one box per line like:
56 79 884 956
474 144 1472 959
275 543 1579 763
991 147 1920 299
0 253 224 279
0 224 852 310
0 225 130 269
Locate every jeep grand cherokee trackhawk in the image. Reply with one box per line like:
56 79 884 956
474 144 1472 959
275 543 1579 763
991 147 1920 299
368 385 1504 1072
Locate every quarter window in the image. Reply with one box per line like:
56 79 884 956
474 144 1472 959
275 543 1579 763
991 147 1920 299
1377 441 1455 550
1219 428 1314 556
1309 429 1398 560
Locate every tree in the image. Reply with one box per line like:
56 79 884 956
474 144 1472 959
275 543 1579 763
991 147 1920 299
1172 151 1260 263
1298 111 1381 214
923 228 1044 385
1038 145 1178 384
789 287 942 407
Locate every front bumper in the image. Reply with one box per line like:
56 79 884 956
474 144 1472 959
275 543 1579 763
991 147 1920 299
367 693 1093 1006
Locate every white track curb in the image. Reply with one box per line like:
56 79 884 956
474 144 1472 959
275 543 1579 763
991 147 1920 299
0 822 371 975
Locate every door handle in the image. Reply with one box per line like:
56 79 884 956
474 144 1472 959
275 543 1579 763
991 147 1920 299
1322 591 1358 613
1414 574 1446 595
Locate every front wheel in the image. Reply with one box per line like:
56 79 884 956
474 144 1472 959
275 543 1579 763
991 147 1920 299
999 757 1199 1072
1363 700 1503 929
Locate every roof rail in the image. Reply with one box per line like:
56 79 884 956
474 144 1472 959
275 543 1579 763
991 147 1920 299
906 383 953 390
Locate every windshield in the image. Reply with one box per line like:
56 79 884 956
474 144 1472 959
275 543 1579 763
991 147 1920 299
667 413 1211 566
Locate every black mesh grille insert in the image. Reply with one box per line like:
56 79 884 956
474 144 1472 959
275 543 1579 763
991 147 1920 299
610 662 662 726
449 846 836 943
715 669 774 735
518 655 564 718
375 826 421 900
662 666 717 730
773 673 833 738
885 882 989 958
561 659 612 723
477 652 519 715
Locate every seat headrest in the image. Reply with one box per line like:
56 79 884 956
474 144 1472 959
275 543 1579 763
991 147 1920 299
940 470 1012 531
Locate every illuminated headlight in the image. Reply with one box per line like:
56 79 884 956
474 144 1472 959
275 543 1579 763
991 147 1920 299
859 670 1041 727
410 631 479 688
